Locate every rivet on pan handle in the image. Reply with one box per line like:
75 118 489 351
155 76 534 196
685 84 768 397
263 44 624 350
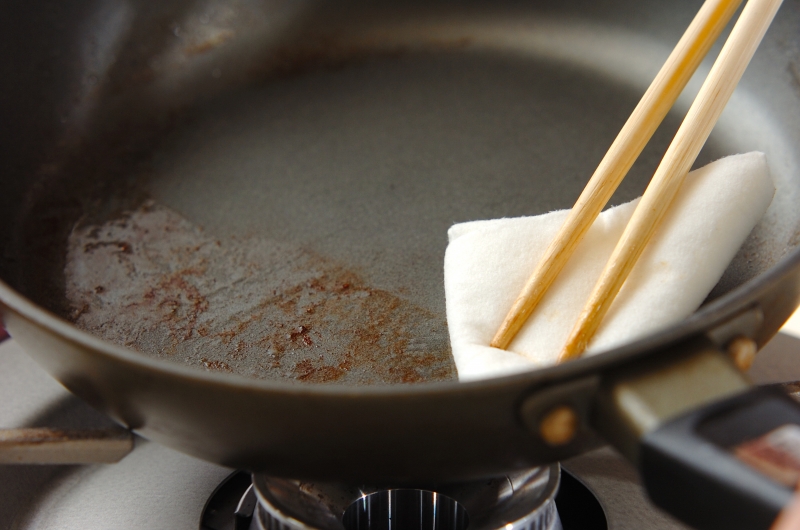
518 375 605 458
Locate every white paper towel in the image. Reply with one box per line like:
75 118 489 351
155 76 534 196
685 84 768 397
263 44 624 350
444 152 775 381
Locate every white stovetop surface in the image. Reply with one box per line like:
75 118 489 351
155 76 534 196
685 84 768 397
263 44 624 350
2 310 800 530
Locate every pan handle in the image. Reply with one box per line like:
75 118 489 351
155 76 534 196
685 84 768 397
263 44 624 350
0 428 134 464
592 337 799 530
640 386 798 529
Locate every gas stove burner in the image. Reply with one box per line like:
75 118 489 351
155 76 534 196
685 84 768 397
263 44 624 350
200 466 608 530
340 489 469 530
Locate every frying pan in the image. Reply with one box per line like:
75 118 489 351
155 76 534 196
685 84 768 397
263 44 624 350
2 0 800 528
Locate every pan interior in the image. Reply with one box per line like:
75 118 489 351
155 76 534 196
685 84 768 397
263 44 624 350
9 14 800 385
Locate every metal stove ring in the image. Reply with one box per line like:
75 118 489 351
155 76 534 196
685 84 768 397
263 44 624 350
250 464 561 530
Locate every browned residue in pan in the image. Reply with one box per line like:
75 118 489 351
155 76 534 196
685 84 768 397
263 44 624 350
183 29 236 56
65 201 455 384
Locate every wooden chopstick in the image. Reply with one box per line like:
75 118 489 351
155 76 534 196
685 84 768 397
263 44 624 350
558 0 784 362
490 0 743 350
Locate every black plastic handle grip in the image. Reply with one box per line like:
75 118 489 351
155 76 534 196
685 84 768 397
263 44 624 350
640 387 798 530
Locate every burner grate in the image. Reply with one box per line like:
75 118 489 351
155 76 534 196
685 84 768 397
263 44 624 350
200 466 607 530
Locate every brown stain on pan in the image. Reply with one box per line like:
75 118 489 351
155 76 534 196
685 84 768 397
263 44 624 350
64 201 455 385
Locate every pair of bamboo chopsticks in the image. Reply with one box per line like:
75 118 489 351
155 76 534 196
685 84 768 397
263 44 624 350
490 0 784 362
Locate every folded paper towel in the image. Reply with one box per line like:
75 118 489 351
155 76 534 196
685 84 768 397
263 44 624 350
444 152 775 381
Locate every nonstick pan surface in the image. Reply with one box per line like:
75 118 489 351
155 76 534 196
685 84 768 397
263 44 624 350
2 0 800 481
